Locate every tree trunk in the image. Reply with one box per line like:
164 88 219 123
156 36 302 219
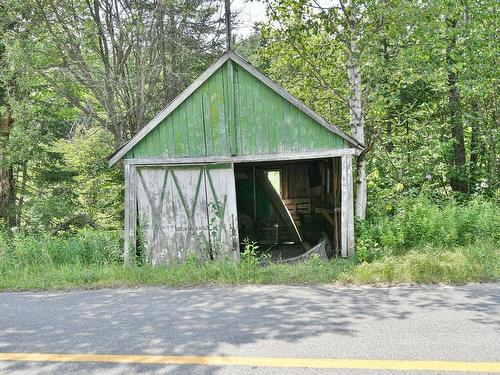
16 162 27 227
469 101 480 183
0 110 16 228
490 82 499 184
382 39 394 153
446 18 468 193
346 11 367 220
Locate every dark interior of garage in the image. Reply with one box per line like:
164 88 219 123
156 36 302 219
234 157 342 261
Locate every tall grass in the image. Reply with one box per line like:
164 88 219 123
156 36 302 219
346 241 499 284
356 195 499 262
0 241 497 290
0 196 498 290
0 229 122 272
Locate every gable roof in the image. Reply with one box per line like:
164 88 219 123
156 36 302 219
109 51 363 166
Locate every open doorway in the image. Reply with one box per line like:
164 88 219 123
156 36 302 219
234 158 341 261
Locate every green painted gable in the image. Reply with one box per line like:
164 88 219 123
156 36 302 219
126 60 346 159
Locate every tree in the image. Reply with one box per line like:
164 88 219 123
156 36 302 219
406 0 498 193
0 0 228 230
260 0 373 219
339 0 368 219
256 0 498 215
10 0 226 144
0 6 16 227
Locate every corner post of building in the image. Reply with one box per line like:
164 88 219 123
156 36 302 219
341 154 355 257
124 162 137 266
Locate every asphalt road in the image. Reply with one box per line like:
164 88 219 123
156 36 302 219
0 284 499 374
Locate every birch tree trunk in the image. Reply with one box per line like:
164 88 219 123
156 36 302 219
345 4 367 220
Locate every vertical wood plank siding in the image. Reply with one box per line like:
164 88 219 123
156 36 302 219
126 62 347 159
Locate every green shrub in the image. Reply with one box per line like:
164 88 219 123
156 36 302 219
306 253 325 267
355 238 387 263
0 241 497 290
357 195 499 258
0 229 122 270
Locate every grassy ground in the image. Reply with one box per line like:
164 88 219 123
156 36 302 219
0 241 498 291
1 197 498 291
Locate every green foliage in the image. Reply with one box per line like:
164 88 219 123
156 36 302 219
20 126 123 231
305 253 325 268
357 195 500 256
346 242 499 284
235 32 263 66
0 196 498 290
355 238 386 263
256 0 499 207
206 201 225 260
0 229 122 271
0 239 497 290
183 251 201 268
241 237 260 265
55 126 123 227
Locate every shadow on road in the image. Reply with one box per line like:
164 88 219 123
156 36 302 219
0 284 498 374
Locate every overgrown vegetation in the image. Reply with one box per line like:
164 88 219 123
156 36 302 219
0 197 497 291
0 229 122 270
0 241 496 291
356 194 499 262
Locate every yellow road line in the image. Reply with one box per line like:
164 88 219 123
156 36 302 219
0 352 499 373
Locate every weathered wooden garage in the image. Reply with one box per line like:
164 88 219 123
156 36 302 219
109 51 363 266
